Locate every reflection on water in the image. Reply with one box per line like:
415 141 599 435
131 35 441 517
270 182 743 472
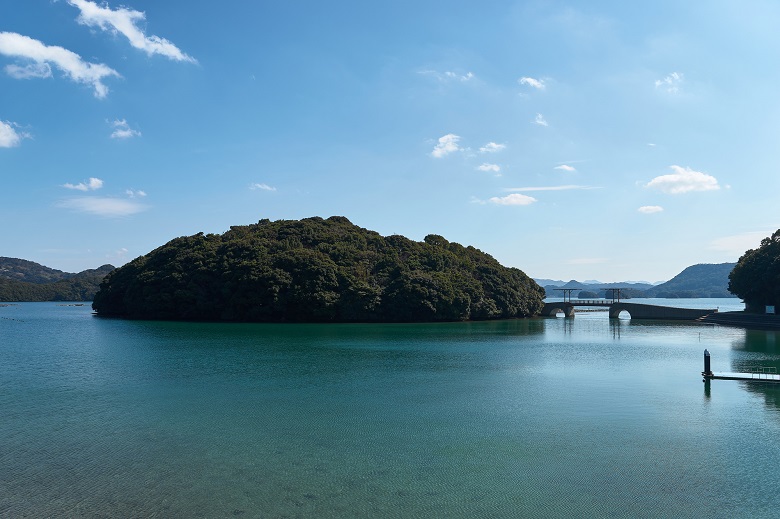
4 301 780 518
722 327 780 411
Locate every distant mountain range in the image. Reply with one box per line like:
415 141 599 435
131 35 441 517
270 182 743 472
535 262 738 299
0 257 114 302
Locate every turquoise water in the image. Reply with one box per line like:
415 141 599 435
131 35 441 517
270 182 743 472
2 300 780 517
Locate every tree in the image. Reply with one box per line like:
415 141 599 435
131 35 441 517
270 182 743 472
728 229 780 311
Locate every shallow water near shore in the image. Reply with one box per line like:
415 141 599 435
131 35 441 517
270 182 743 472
3 299 780 518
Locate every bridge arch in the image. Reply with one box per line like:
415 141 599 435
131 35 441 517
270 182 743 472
609 305 631 319
540 302 575 317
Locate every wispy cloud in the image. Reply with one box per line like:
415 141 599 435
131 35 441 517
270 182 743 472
249 183 277 191
0 31 120 98
554 165 576 172
534 113 549 127
63 177 104 191
655 72 683 94
418 69 474 82
431 133 461 158
645 165 720 194
110 119 141 139
0 120 28 147
125 189 147 198
479 142 505 153
477 163 501 173
489 193 537 206
5 62 51 79
519 76 545 90
504 185 594 192
638 205 663 214
67 0 197 63
57 197 148 217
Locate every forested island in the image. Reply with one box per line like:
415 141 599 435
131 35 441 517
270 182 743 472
92 216 545 322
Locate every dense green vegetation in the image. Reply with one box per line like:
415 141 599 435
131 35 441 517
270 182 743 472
92 216 545 322
729 230 780 311
0 260 114 302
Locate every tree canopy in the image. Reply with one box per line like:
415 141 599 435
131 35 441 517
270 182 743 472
728 229 780 311
92 216 545 322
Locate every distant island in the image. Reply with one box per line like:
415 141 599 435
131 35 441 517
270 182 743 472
91 216 546 322
0 258 114 302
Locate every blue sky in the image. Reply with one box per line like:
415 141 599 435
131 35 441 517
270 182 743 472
1 0 779 282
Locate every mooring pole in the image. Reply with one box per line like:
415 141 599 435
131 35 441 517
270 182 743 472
703 349 712 377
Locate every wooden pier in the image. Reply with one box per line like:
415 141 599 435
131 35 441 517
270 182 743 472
705 371 780 382
702 349 780 383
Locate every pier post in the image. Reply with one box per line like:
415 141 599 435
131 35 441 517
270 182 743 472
703 349 712 377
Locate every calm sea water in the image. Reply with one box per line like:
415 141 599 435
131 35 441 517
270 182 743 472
3 299 780 518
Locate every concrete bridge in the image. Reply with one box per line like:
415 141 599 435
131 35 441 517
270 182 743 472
540 300 717 320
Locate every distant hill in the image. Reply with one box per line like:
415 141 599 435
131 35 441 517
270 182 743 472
534 278 566 287
0 257 71 284
541 263 738 299
0 258 114 302
644 263 737 298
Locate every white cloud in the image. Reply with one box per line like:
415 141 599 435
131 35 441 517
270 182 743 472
489 193 537 206
554 165 576 172
479 142 505 153
110 119 141 139
0 31 120 98
655 72 683 93
63 177 104 191
0 120 27 147
638 205 663 214
477 163 501 173
519 77 545 90
645 165 720 194
419 69 474 82
445 71 473 81
534 113 549 127
5 62 52 79
57 197 148 217
431 133 461 158
67 0 197 63
504 185 593 192
710 231 769 255
250 183 277 191
125 189 147 198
